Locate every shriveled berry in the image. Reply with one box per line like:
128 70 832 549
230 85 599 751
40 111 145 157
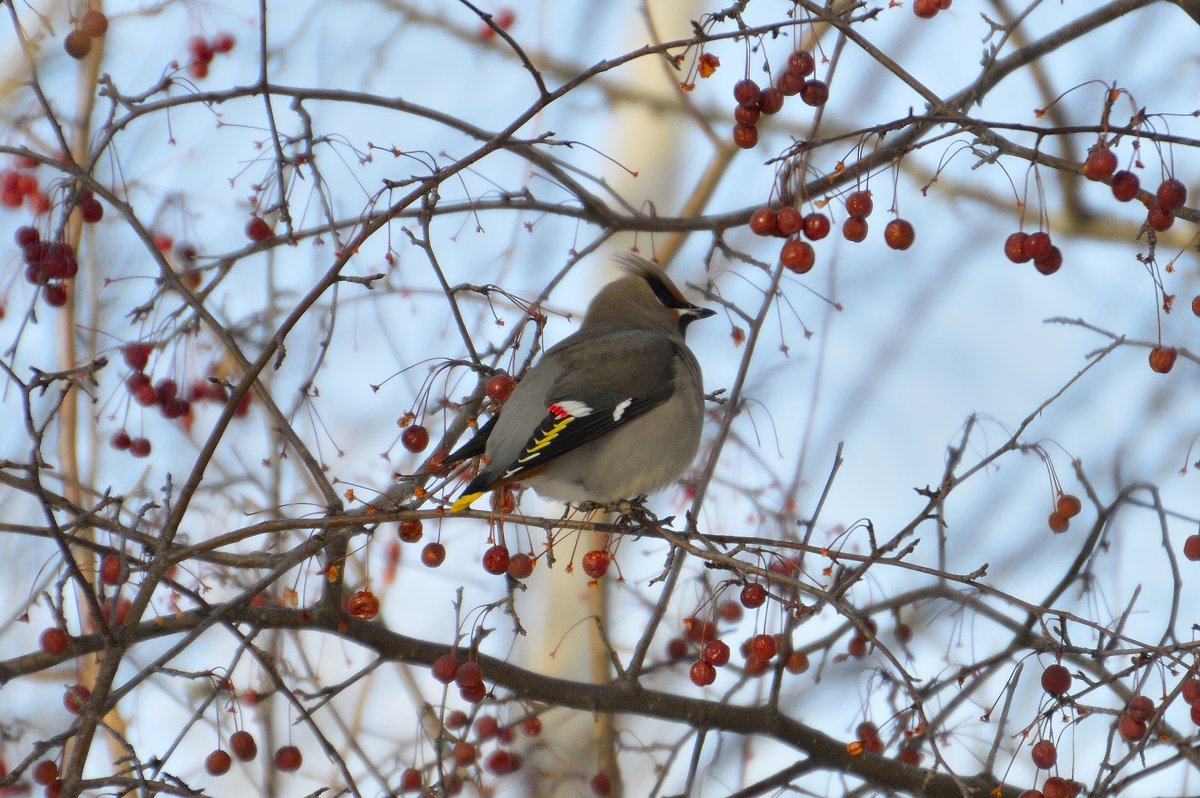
398 519 423 543
1128 695 1155 722
344 589 380 620
421 542 446 567
757 87 784 115
776 71 804 96
734 104 760 126
482 545 510 575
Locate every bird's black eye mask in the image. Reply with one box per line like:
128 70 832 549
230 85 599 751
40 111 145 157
641 270 692 310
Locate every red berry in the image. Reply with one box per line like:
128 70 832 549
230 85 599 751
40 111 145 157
684 617 717 643
1111 170 1139 201
80 197 103 223
1057 494 1082 518
474 715 500 740
1082 148 1117 181
749 207 778 236
64 30 91 59
273 745 302 772
1147 204 1174 231
32 760 58 786
702 640 730 667
799 79 829 107
80 10 109 37
507 552 534 579
1192 295 1200 317
64 684 91 713
482 545 510 575
785 651 809 673
129 437 152 457
400 767 423 791
1031 739 1057 769
1118 713 1146 741
884 219 915 250
1041 777 1071 798
205 749 232 776
431 654 460 683
740 583 767 608
1128 695 1155 722
421 542 446 567
345 589 380 620
689 659 716 686
732 124 759 149
100 553 124 585
775 207 803 236
155 378 178 404
590 772 614 796
230 730 258 761
455 661 484 688
845 190 873 219
44 283 68 307
1047 511 1069 534
854 721 879 741
1156 177 1187 210
1182 677 1200 704
485 749 522 775
522 716 542 736
1040 663 1071 696
1148 346 1177 374
401 424 429 453
750 633 777 660
666 637 688 660
734 104 760 126
1184 535 1200 561
398 519 423 543
776 72 804 97
485 373 515 403
39 627 69 655
581 550 609 579
452 740 477 765
1024 231 1052 260
913 0 939 17
245 216 272 242
15 225 39 247
122 342 152 370
732 79 761 106
786 50 815 77
779 239 815 274
1034 246 1063 276
842 216 868 242
802 212 831 240
757 87 784 115
211 32 236 53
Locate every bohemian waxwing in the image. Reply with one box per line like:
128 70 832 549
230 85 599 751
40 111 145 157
447 255 714 511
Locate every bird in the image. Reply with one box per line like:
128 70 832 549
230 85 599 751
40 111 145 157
446 255 715 512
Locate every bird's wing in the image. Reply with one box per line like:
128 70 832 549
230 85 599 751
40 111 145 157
450 331 680 510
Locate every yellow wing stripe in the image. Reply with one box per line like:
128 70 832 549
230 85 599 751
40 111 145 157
520 416 574 459
449 491 484 514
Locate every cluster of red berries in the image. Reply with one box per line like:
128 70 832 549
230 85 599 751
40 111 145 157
848 720 923 766
750 189 915 274
1003 229 1062 275
186 32 236 79
912 0 953 18
1046 493 1081 533
431 654 490 704
17 228 82 309
1080 144 1189 233
63 10 109 60
205 733 299 777
1116 694 1156 742
668 606 809 686
2 157 50 213
731 50 826 150
1020 776 1085 798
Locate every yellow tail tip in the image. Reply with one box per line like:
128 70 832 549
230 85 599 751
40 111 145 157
449 492 483 513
